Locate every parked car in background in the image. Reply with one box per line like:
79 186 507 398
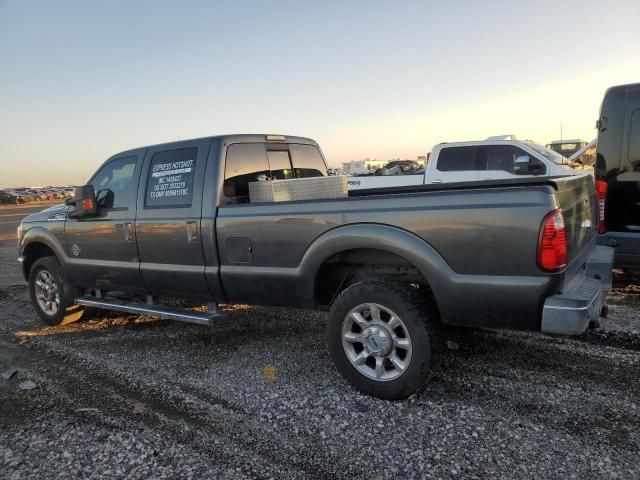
35 190 54 201
13 189 38 202
49 188 68 199
6 190 29 204
348 135 584 191
0 190 20 205
596 82 640 270
7 190 30 203
370 160 424 176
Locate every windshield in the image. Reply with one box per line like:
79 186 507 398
527 143 569 165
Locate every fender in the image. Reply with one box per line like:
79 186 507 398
19 226 70 280
299 223 454 302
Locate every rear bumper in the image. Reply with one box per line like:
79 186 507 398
541 246 614 335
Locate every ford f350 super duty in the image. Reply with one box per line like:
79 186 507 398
17 134 613 399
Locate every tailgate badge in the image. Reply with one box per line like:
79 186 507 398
581 219 592 229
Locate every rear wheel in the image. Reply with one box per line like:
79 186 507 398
326 280 442 400
29 257 84 326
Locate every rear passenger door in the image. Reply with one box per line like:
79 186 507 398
429 146 480 183
135 140 210 299
217 142 328 306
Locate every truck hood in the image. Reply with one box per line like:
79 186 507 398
21 203 68 223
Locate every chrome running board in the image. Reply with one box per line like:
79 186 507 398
75 296 226 326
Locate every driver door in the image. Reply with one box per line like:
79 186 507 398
64 150 146 293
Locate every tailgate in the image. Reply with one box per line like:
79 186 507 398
553 174 597 273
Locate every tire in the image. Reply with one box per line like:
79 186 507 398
326 280 442 400
28 256 84 326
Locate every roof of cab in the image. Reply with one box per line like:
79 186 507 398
111 134 319 160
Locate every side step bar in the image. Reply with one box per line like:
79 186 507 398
75 297 226 326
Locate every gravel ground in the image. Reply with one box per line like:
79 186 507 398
1 242 639 479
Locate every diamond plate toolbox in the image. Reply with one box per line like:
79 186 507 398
249 176 348 203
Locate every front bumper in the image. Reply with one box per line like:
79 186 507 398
541 246 614 335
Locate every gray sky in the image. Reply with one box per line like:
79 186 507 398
1 0 639 187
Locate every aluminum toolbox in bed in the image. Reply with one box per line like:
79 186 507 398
249 176 348 203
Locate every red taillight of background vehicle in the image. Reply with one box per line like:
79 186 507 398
595 179 608 234
538 208 567 272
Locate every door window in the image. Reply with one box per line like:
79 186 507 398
483 145 518 173
479 145 546 174
145 147 197 208
223 144 270 203
436 147 478 171
90 156 137 209
290 144 327 178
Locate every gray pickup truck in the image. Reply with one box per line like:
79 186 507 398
17 134 613 399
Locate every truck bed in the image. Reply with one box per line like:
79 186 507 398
348 175 574 198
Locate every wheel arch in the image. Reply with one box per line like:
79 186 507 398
301 223 453 310
20 227 68 280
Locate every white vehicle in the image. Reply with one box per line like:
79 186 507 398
347 135 580 191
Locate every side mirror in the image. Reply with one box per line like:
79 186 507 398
67 185 98 218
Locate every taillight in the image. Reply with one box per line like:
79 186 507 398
595 179 608 234
538 208 567 272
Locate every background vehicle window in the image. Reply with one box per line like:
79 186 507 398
224 144 270 203
90 156 137 209
267 150 294 180
290 144 327 178
485 146 517 172
437 147 477 171
145 148 197 208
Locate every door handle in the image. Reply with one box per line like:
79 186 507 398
186 221 198 242
124 223 134 242
431 179 443 184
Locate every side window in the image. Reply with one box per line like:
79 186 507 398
267 150 294 180
485 146 518 173
437 147 477 171
290 144 327 178
90 156 137 209
223 144 270 203
145 147 197 208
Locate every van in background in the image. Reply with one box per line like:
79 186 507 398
596 82 640 270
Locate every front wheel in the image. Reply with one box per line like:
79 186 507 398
29 256 84 326
326 280 442 400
